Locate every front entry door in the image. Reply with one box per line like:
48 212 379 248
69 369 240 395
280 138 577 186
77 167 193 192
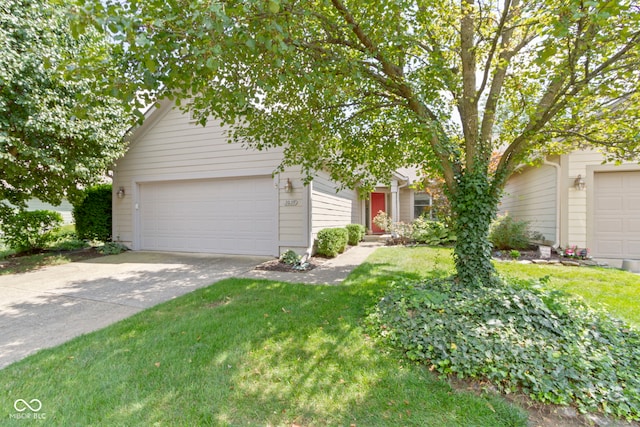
371 192 386 234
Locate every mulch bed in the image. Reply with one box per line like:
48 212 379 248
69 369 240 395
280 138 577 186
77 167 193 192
254 257 322 273
492 249 562 262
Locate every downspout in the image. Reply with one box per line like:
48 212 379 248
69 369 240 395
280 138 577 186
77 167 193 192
305 180 314 259
544 159 561 249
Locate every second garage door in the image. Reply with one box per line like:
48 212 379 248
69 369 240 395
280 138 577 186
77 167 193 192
592 170 640 259
138 177 277 255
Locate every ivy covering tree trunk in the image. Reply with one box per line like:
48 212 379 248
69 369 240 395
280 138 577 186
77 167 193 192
449 169 501 287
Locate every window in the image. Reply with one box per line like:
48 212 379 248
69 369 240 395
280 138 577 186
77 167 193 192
414 192 433 219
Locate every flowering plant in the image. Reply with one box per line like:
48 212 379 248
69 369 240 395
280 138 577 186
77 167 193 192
562 246 589 259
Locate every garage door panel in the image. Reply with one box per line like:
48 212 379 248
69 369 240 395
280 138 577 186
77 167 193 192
595 197 623 210
628 219 640 232
596 241 623 257
629 241 640 254
627 197 640 210
595 219 622 232
593 171 640 258
139 177 277 255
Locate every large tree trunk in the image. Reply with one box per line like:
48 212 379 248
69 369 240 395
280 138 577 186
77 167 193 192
449 169 500 288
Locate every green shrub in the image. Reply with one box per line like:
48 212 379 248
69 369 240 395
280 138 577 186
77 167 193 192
316 228 348 258
346 224 365 246
51 231 90 251
73 184 112 242
0 209 63 253
368 278 640 421
489 213 531 250
280 249 301 265
97 241 128 255
412 218 456 245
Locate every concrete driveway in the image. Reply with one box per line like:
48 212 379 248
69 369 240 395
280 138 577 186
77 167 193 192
0 251 270 369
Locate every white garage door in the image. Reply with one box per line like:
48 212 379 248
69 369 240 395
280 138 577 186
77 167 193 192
138 177 277 255
593 171 640 259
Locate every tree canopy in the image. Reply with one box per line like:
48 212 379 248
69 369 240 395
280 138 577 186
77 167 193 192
76 0 640 285
0 0 130 218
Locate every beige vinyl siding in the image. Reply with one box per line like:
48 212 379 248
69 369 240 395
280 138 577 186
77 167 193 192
564 150 603 248
500 163 557 243
277 168 309 253
311 171 360 236
399 187 414 223
112 101 285 248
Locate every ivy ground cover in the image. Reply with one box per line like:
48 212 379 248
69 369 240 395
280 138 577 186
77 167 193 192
364 247 640 421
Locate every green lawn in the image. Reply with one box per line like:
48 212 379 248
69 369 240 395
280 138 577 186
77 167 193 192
1 246 637 425
351 246 640 327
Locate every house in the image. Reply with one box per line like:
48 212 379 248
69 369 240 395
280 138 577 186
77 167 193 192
499 149 640 265
111 99 426 257
26 199 74 224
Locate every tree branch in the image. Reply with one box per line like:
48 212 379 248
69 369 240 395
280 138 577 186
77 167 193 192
459 0 478 168
479 0 533 153
496 23 640 186
329 0 457 187
478 0 512 97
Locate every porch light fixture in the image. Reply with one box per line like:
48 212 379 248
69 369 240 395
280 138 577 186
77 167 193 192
284 178 293 193
117 186 126 199
574 175 586 191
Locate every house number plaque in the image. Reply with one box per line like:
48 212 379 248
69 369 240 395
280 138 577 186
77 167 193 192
284 200 299 207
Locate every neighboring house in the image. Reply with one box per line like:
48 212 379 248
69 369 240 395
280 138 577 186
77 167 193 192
111 100 427 257
26 199 74 224
499 149 640 265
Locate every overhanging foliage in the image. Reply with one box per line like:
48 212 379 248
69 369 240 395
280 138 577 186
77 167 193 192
73 0 640 285
0 0 131 220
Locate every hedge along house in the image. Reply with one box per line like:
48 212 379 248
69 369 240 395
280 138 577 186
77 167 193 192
111 99 424 257
499 149 640 267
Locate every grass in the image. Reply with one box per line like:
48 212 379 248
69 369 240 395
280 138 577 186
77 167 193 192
1 246 636 425
497 261 640 328
356 246 640 328
0 266 527 425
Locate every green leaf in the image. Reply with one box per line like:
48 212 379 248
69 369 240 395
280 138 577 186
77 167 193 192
267 0 280 14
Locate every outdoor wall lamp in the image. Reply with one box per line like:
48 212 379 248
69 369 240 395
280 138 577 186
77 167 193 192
284 178 293 193
117 186 126 199
574 175 586 191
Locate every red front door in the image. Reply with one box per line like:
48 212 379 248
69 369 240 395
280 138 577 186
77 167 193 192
371 192 386 234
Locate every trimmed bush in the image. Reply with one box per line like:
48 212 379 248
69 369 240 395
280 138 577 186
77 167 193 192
0 209 63 253
73 184 112 242
316 227 348 258
346 224 365 246
489 213 531 250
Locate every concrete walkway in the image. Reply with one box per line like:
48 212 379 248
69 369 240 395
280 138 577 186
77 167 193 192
240 241 383 284
0 243 383 369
